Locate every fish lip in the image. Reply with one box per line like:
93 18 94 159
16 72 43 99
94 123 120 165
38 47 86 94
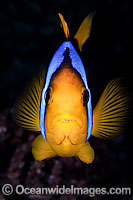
51 114 82 129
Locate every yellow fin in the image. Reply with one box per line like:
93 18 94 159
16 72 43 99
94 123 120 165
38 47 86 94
74 12 95 51
32 134 56 161
92 79 129 139
58 13 70 39
76 142 94 164
13 70 46 132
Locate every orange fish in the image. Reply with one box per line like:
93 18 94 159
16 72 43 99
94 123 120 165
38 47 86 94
14 13 129 164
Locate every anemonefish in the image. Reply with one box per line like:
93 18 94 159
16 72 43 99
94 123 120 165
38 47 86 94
13 13 129 164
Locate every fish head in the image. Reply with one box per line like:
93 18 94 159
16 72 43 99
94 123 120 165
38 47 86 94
44 63 89 147
39 41 93 152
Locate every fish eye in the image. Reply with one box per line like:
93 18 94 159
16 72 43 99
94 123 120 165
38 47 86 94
82 89 89 106
45 87 52 104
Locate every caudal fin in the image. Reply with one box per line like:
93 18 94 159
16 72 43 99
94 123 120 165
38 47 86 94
74 12 95 51
58 12 95 51
92 79 130 139
58 13 70 39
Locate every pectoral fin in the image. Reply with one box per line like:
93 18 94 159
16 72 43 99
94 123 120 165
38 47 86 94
13 70 46 132
76 142 94 164
92 79 129 139
32 134 56 161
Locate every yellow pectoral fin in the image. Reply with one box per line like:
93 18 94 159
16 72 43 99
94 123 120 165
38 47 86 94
76 142 94 164
32 134 56 161
92 79 130 139
13 70 46 132
74 12 95 51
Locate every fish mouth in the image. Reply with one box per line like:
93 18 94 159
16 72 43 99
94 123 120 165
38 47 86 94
51 114 82 129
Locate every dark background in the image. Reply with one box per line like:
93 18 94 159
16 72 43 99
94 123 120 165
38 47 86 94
0 0 132 200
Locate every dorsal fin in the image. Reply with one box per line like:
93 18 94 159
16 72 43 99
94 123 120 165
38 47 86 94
58 13 70 39
74 12 95 51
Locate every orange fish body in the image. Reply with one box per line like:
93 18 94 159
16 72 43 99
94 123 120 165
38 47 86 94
44 64 90 159
14 13 129 164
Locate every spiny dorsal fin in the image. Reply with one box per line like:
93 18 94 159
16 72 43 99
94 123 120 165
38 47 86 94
92 79 129 139
74 12 95 51
13 70 46 132
58 13 70 39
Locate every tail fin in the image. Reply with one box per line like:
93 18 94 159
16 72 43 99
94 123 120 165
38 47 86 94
92 79 130 139
58 13 70 39
13 70 46 132
74 12 95 51
58 12 95 51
